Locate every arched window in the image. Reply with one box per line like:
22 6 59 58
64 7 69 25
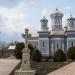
57 43 58 49
35 45 36 49
71 42 73 47
43 41 44 47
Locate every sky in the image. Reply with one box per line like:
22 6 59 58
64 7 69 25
0 0 75 42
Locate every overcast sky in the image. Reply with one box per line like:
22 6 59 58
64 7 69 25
0 0 75 42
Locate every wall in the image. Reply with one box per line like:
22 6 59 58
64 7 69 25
38 38 49 57
50 38 65 56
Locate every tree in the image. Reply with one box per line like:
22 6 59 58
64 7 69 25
14 42 25 59
31 49 42 62
54 49 66 62
67 47 75 60
28 44 34 57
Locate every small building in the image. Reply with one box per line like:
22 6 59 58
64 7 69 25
8 45 16 57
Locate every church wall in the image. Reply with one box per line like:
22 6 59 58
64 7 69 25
51 38 65 56
39 32 49 38
38 38 49 57
63 38 67 54
49 39 51 57
67 38 75 50
67 34 75 37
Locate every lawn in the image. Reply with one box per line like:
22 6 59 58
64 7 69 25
31 60 70 75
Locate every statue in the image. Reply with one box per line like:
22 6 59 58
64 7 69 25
15 28 35 75
21 28 30 70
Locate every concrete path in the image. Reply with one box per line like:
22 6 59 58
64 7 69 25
0 59 21 75
47 62 75 75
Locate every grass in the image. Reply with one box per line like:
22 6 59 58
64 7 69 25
31 60 70 75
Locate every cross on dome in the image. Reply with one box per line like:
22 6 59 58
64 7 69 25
56 8 58 11
70 12 73 18
40 16 48 22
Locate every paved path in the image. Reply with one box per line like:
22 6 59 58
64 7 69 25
0 59 21 75
47 62 75 75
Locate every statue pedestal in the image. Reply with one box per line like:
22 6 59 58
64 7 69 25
15 69 35 75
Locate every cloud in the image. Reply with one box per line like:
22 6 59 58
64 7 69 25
0 0 21 7
0 0 39 42
64 6 72 11
0 2 29 35
0 0 36 7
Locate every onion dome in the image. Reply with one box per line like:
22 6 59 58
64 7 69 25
50 8 63 17
40 16 48 22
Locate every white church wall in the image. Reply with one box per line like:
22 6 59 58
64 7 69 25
51 42 54 56
51 38 65 56
67 38 75 50
38 38 49 57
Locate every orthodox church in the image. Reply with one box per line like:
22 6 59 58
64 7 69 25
28 9 75 57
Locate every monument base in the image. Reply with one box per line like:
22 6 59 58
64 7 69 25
15 69 35 75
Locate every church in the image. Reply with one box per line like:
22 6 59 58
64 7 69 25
28 9 75 57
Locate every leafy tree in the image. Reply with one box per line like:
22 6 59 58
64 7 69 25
28 44 34 56
14 42 25 59
31 49 42 62
67 47 75 60
54 49 66 62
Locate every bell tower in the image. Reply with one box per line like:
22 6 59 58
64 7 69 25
67 14 75 30
40 16 48 31
50 9 63 31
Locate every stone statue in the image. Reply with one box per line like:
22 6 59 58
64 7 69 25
15 28 35 75
21 28 31 70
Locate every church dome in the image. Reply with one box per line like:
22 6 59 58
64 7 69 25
40 16 48 22
50 9 63 17
40 16 48 31
50 9 63 30
67 14 75 20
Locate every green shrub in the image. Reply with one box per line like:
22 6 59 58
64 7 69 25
28 44 34 58
67 47 75 60
67 59 72 63
54 49 66 62
31 49 42 62
14 42 25 59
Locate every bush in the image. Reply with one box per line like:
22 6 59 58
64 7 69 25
28 44 34 57
31 49 42 62
67 59 72 63
54 49 66 62
67 47 75 60
14 42 25 59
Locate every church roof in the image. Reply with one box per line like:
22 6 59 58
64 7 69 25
29 37 38 40
51 9 63 16
65 30 75 35
51 30 64 35
67 14 75 20
8 46 15 50
67 17 75 20
40 16 48 22
50 34 66 38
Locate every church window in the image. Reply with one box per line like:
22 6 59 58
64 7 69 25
57 43 58 49
71 42 73 47
43 41 45 47
35 45 36 49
